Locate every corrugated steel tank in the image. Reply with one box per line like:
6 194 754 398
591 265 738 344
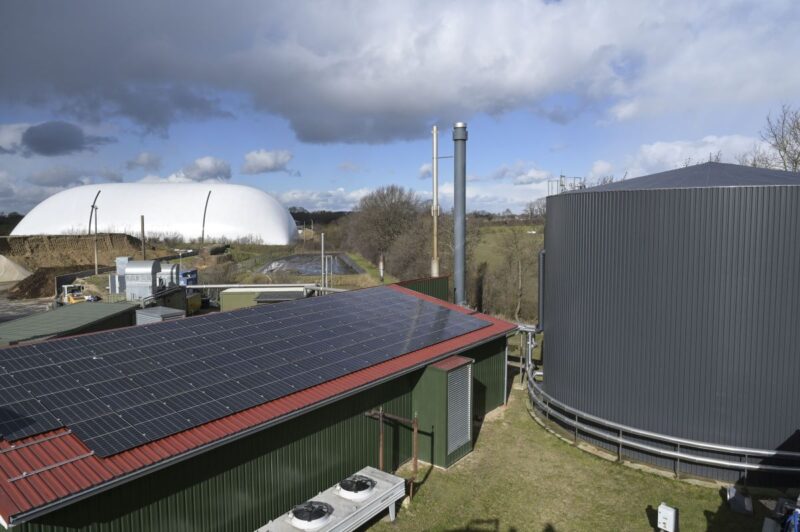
542 163 800 481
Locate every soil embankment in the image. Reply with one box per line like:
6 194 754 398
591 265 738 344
0 234 151 270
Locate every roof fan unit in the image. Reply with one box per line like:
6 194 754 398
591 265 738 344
289 501 333 531
336 474 377 502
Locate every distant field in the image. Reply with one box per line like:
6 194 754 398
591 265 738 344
473 223 544 323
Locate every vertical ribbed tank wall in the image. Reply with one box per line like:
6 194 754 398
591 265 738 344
544 184 800 481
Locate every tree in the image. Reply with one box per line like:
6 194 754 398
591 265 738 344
735 143 774 168
523 198 546 222
761 104 800 171
344 185 423 263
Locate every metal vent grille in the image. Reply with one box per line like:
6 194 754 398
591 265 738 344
447 364 472 454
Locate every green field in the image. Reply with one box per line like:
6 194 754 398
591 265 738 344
373 381 767 532
472 223 544 323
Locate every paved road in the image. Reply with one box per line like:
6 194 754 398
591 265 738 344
0 282 52 323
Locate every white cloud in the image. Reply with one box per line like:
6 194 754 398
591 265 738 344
418 163 432 179
488 162 551 185
242 149 293 175
126 151 161 171
279 187 371 211
140 156 231 183
0 123 29 153
589 160 614 178
437 179 548 214
626 135 770 176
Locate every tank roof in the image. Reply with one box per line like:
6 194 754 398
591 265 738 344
570 162 800 193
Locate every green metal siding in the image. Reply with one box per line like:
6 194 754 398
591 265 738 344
412 366 447 466
0 302 137 346
469 337 507 419
16 338 508 531
396 277 450 302
19 374 417 532
219 291 258 312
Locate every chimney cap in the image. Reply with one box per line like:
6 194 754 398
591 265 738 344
454 122 467 128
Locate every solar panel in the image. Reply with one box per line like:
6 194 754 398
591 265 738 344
0 287 490 456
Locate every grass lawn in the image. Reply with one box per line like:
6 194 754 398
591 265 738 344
347 252 398 284
372 381 766 531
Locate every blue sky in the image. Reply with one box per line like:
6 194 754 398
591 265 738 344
1 1 799 213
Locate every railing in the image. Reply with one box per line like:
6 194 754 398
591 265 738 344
526 370 800 479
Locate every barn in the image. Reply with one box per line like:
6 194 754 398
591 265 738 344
0 285 514 530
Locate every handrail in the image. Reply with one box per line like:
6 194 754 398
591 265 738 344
527 371 800 475
528 377 800 459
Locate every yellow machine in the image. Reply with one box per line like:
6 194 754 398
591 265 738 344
62 284 86 305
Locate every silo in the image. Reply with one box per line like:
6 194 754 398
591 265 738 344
539 162 800 482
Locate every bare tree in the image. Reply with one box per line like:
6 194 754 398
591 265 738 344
735 143 775 168
523 198 546 222
761 104 800 171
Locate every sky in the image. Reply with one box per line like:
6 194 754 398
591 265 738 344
1 0 799 214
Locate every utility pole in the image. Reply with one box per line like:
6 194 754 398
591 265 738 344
431 125 440 277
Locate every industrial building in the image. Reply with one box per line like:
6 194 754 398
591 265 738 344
0 284 514 530
0 302 137 346
535 162 800 482
11 183 297 245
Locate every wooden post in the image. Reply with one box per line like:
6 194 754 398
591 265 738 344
411 416 419 500
140 215 146 260
378 407 384 471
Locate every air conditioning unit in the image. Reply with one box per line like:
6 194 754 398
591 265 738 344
258 466 405 532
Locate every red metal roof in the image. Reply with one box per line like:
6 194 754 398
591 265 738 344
430 355 473 371
0 285 515 526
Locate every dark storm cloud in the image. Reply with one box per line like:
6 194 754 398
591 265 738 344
20 121 114 156
27 166 123 187
1 1 798 143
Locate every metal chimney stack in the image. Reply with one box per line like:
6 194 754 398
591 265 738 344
453 122 468 306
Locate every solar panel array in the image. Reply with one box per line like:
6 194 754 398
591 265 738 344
0 287 489 457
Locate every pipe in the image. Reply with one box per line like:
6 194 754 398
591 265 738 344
140 215 146 260
453 122 468 305
378 407 384 471
431 125 440 277
320 233 325 287
537 249 545 332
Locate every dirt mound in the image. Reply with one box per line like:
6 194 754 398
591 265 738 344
7 265 95 300
0 234 155 270
0 255 31 282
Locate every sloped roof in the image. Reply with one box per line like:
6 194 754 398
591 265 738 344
0 303 137 346
571 162 800 193
0 285 515 526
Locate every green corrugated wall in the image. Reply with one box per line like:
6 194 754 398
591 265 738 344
20 374 416 532
396 277 450 302
469 337 507 418
17 337 508 532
